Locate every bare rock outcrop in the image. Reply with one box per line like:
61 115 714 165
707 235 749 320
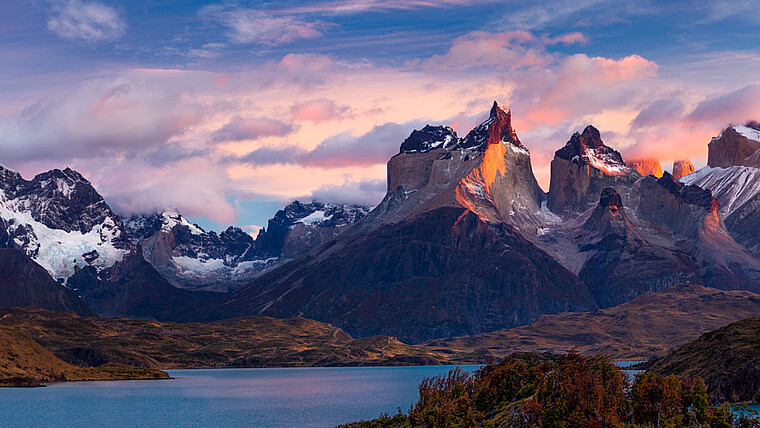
672 159 695 180
627 159 663 178
708 124 760 168
547 126 639 217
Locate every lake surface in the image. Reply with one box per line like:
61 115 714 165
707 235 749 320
0 366 479 428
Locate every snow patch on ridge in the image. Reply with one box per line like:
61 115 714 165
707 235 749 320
735 125 760 142
0 191 127 281
299 210 333 225
173 255 279 282
682 166 760 217
584 148 630 175
161 209 204 235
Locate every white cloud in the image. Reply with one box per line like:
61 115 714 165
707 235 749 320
47 0 126 42
204 8 333 46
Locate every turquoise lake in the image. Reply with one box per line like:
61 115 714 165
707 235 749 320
0 366 479 428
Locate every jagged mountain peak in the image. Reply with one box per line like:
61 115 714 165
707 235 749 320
398 101 524 155
0 164 129 282
399 125 457 154
555 125 629 175
381 101 544 228
455 101 524 152
159 208 206 235
123 208 205 242
548 127 638 217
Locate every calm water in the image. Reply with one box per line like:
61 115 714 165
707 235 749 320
0 366 479 428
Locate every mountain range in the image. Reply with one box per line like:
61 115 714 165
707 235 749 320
2 102 760 345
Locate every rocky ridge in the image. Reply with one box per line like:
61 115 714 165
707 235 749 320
124 201 369 291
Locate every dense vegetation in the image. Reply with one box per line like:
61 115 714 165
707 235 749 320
344 353 760 428
651 317 760 404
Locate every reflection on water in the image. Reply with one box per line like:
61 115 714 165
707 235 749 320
0 366 479 428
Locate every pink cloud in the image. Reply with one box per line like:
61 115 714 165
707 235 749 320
687 84 760 125
518 54 658 127
291 99 351 123
277 53 336 72
543 32 588 45
418 31 554 70
212 117 295 142
621 84 760 162
0 75 208 161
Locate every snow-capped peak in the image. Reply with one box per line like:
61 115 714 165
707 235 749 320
556 126 630 175
399 125 458 154
160 209 205 235
735 124 760 142
0 165 129 282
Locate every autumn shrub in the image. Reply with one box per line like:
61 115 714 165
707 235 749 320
344 352 760 428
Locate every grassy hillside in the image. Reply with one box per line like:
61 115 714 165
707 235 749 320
0 325 167 386
650 317 760 403
423 284 760 361
0 308 453 369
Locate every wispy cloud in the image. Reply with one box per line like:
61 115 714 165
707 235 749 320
239 121 424 168
212 117 295 142
203 7 333 46
306 178 386 206
700 0 760 23
47 0 126 42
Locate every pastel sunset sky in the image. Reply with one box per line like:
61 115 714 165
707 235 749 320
2 0 759 232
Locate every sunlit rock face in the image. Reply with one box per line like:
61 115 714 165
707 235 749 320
454 102 546 227
708 123 760 168
672 160 695 180
547 126 639 217
628 159 663 178
375 101 546 230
